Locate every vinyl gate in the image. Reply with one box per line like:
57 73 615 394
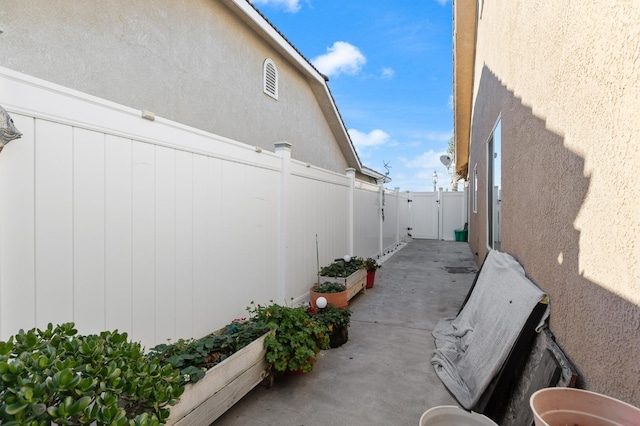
409 190 467 241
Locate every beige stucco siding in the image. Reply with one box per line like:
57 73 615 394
0 0 348 174
468 1 640 406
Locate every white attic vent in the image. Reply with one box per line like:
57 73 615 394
263 58 278 100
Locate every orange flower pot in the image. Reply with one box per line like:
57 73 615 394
309 285 348 309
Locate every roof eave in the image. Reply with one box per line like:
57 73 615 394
453 0 477 179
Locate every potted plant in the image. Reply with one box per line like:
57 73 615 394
364 257 380 289
311 304 352 348
248 301 329 375
317 256 367 302
310 281 348 309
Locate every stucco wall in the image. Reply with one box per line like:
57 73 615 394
0 0 349 174
468 1 640 406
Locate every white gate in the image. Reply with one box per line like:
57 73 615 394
410 190 468 241
411 192 439 239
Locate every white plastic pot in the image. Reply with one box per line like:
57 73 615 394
419 406 498 426
530 387 640 426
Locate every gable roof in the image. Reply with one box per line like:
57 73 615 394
221 0 382 181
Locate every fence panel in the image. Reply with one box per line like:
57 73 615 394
383 190 398 252
0 67 393 347
440 191 467 241
354 180 380 257
288 162 350 304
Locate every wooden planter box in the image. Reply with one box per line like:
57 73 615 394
166 331 271 425
319 267 366 302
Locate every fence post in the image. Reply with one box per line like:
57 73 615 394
394 187 400 246
438 187 444 240
275 142 291 305
346 168 355 256
377 179 385 257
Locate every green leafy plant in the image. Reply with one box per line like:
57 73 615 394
363 257 380 273
247 302 329 374
0 322 184 426
319 257 365 277
312 304 351 330
314 281 347 294
149 319 269 384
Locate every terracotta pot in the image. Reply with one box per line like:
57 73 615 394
366 271 375 288
530 387 640 426
284 356 315 376
309 285 348 309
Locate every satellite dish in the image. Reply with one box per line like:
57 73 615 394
439 155 452 167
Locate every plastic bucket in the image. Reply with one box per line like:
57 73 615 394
530 387 640 426
454 229 468 241
419 406 498 426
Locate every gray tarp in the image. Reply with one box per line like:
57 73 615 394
431 250 549 409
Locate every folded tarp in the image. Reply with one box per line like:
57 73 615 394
431 250 549 410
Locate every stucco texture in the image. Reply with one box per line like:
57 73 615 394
468 1 640 406
0 0 349 174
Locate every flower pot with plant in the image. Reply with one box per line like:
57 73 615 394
318 256 367 302
311 304 352 348
310 281 348 309
364 257 380 289
248 301 329 375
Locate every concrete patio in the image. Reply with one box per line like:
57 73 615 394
215 239 479 426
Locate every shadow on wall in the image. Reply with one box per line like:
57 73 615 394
469 65 640 406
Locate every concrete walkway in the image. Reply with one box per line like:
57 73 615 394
215 240 478 426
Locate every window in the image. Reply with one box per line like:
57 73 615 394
263 58 278 100
473 164 478 213
487 118 501 250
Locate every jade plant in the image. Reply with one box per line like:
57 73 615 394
247 301 329 374
149 319 269 384
0 322 184 426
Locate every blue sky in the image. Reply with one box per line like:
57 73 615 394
250 0 455 191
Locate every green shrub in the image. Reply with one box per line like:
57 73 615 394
247 302 329 374
313 304 351 330
0 323 184 425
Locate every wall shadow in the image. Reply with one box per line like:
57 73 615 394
468 65 640 406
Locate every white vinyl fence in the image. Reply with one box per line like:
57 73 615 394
0 67 412 348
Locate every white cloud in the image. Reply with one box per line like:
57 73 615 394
401 150 443 169
448 94 453 110
251 0 302 13
434 0 450 5
381 67 395 79
349 129 390 148
312 42 366 77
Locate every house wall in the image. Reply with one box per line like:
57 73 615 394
467 1 640 406
0 0 349 175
